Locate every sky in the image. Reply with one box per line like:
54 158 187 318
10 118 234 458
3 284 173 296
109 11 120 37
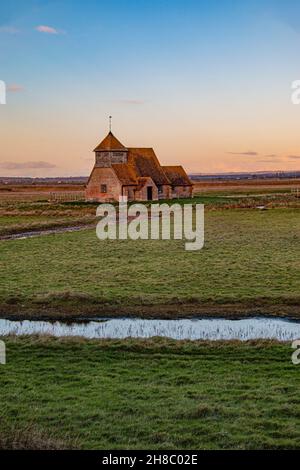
1 0 300 176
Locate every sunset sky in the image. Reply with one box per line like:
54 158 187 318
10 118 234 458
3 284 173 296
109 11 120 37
1 0 300 176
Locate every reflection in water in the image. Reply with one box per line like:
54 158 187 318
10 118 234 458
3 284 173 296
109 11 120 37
0 317 300 341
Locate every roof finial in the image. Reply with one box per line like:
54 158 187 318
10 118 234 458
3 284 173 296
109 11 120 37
109 115 112 132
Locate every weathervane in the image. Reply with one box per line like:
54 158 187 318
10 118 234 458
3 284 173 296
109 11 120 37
109 115 112 132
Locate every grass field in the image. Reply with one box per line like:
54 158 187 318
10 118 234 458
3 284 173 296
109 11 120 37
0 337 299 450
0 206 299 318
0 199 97 237
0 214 95 237
0 188 299 239
0 187 300 450
192 178 300 194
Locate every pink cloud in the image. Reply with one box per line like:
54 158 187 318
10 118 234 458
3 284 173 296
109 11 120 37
0 161 56 170
227 150 258 156
35 25 59 34
7 84 24 93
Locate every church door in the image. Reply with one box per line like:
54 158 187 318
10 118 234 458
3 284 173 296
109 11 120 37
147 187 153 201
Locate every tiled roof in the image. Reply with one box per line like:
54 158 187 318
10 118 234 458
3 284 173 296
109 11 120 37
111 163 138 185
128 148 171 186
162 166 192 186
94 131 127 151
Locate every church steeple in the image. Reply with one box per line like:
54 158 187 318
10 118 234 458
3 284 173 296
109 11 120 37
93 127 128 167
93 131 126 152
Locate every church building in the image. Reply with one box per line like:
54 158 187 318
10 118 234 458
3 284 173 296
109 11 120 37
85 129 193 202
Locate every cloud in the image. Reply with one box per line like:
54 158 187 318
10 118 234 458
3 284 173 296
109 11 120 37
35 25 60 34
0 26 20 34
264 154 278 158
7 84 24 93
0 161 56 170
256 159 282 164
227 150 258 156
288 155 300 160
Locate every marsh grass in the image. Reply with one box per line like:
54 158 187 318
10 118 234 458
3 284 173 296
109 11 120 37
1 337 299 449
0 208 299 315
0 420 77 449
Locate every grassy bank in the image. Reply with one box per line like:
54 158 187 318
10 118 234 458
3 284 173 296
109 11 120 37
0 191 299 238
0 201 97 237
0 215 96 237
0 337 299 450
0 208 299 318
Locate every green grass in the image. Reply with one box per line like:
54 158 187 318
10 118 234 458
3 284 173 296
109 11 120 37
0 214 95 236
1 199 299 450
0 337 299 449
0 208 299 312
0 191 299 240
194 187 297 196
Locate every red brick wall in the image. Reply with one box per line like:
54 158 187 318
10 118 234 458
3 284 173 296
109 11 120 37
160 185 172 200
173 185 193 198
95 151 128 167
85 167 122 202
135 178 158 201
123 186 137 201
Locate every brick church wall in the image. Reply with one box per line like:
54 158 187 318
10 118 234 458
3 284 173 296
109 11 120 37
135 178 158 201
95 151 127 167
123 186 137 201
172 185 193 198
160 185 172 200
85 167 122 202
